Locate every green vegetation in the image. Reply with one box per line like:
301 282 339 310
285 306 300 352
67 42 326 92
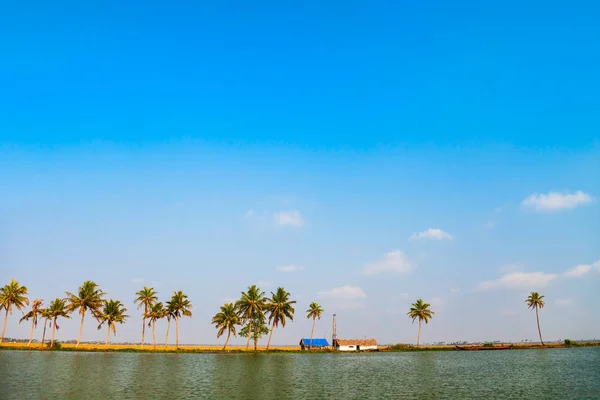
168 291 192 349
211 302 240 350
482 342 495 348
134 287 158 349
0 278 30 343
66 281 105 348
265 287 296 350
48 298 71 347
306 302 324 350
236 285 267 350
526 292 545 346
145 302 166 350
407 299 435 346
19 298 44 347
97 299 129 345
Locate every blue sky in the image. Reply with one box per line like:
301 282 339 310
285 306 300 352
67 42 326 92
1 0 599 345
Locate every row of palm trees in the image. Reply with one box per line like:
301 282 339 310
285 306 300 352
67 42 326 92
0 277 547 348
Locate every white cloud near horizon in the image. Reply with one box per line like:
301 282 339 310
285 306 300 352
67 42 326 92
276 265 304 272
363 250 412 275
521 190 594 211
555 298 575 306
317 285 366 299
476 272 558 291
564 264 592 278
410 228 453 240
273 210 304 227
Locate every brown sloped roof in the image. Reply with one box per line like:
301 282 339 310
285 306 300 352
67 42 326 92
335 338 378 346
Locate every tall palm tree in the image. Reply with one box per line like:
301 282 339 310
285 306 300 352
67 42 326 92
236 285 266 350
163 301 176 349
407 298 434 346
19 299 44 347
212 302 240 350
144 302 165 350
0 278 29 343
305 302 324 350
48 298 71 347
97 299 129 345
168 291 192 349
66 281 105 348
526 292 545 346
40 308 52 348
265 287 296 350
134 287 158 348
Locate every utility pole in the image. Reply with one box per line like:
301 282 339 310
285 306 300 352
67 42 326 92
332 314 337 350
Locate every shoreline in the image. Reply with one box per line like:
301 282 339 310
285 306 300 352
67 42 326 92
2 342 599 354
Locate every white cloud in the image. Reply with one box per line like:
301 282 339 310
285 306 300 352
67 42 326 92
273 210 304 227
318 285 366 299
475 272 558 291
555 298 574 306
410 228 453 240
594 261 600 271
363 250 412 275
276 265 304 272
564 264 592 278
132 278 145 284
521 190 594 211
450 288 460 294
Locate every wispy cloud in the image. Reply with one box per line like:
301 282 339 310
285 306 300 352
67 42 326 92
564 264 592 278
476 272 558 291
555 298 574 306
276 265 304 273
318 285 366 299
363 250 412 275
273 210 304 227
410 228 453 240
521 190 594 211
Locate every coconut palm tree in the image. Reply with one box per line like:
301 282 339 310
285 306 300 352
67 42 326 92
19 299 44 347
526 292 546 346
236 285 266 350
66 281 105 348
305 302 324 350
265 287 296 350
40 308 52 348
134 286 158 348
0 278 29 343
144 302 165 350
97 299 129 345
212 302 240 350
407 298 434 346
163 301 176 349
48 298 71 347
168 291 192 349
240 314 269 350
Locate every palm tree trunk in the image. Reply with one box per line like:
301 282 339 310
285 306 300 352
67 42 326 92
106 324 111 345
28 318 35 347
175 316 179 349
417 319 422 346
152 320 157 350
76 311 85 348
309 317 316 350
254 336 258 351
535 306 544 346
266 320 276 350
245 319 253 350
164 318 171 349
51 319 56 347
223 330 231 351
141 317 146 348
41 319 48 347
0 308 9 343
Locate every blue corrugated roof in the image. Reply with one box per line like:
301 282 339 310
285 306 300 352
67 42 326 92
300 338 329 346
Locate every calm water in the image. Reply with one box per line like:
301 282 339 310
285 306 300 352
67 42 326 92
1 348 599 399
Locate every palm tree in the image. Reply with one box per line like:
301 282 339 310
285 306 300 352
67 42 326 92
40 308 52 348
236 285 266 350
265 287 296 350
212 302 240 350
163 301 176 349
97 299 129 345
134 287 158 348
526 292 545 346
48 298 71 347
66 281 105 348
144 302 165 350
19 299 44 347
305 302 324 350
168 291 192 349
0 278 29 343
407 298 434 346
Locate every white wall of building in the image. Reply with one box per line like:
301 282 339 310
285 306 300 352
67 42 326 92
338 345 378 351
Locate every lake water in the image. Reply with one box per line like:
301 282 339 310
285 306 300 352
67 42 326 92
1 348 599 399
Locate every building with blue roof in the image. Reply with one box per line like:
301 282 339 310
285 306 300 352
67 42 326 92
299 338 329 350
